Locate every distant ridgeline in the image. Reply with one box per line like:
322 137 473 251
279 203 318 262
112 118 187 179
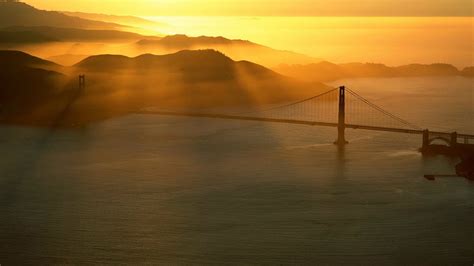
0 1 123 30
276 62 474 82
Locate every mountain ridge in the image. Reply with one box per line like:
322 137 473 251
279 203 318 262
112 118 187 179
0 26 156 43
276 61 474 82
0 1 124 30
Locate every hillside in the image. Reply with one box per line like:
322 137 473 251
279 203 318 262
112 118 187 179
137 35 256 50
0 1 123 30
135 34 320 67
0 26 153 43
461 67 474 77
0 50 326 127
0 51 68 123
0 30 58 44
62 11 165 29
0 1 319 68
0 50 59 69
74 49 323 105
276 62 472 82
0 26 316 67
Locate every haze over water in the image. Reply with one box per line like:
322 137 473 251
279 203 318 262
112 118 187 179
1 77 473 264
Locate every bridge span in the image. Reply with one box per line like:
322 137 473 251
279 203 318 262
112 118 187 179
135 86 474 151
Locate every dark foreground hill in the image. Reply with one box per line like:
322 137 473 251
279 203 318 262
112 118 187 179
276 61 473 82
0 50 326 127
0 50 59 69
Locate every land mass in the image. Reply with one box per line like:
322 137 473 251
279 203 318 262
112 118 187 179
276 61 474 82
62 11 166 29
135 34 319 67
0 27 318 67
0 1 124 30
0 26 156 43
0 50 326 127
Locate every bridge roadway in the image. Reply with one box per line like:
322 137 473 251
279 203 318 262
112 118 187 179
135 110 474 140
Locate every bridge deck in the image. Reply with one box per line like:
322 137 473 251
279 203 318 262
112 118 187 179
135 110 474 139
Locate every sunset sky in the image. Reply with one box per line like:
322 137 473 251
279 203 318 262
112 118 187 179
24 0 473 16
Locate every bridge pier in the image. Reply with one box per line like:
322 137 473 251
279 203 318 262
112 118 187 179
334 86 348 146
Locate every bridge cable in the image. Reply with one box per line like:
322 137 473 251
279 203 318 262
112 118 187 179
346 88 422 130
237 87 339 115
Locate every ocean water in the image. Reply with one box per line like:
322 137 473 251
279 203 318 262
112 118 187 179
0 77 473 264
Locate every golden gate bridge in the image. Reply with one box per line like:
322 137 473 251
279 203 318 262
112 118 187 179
135 86 474 152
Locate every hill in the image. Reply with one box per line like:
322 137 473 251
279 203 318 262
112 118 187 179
0 26 154 43
0 28 316 68
137 35 255 50
0 50 59 69
0 50 326 127
0 2 318 68
461 67 474 77
74 49 323 106
0 30 58 44
135 34 320 67
0 51 68 123
62 11 165 29
0 1 123 30
276 62 472 82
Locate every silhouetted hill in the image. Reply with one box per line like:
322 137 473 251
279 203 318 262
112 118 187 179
0 30 58 43
62 11 165 29
394 64 459 76
0 66 65 106
339 63 396 77
75 49 290 83
276 62 471 82
0 51 68 123
0 50 59 69
137 35 255 50
77 49 235 71
135 34 319 67
73 49 326 114
0 2 123 29
1 50 327 127
461 67 474 77
0 26 153 43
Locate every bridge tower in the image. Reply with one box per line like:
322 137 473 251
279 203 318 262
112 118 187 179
335 86 348 145
450 132 458 147
79 74 85 90
422 129 429 149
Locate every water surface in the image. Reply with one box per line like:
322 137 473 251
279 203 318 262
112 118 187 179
0 77 473 264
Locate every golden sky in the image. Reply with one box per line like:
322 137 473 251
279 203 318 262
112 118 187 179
24 0 473 16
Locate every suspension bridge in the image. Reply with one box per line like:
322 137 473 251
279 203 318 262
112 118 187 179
135 86 474 151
